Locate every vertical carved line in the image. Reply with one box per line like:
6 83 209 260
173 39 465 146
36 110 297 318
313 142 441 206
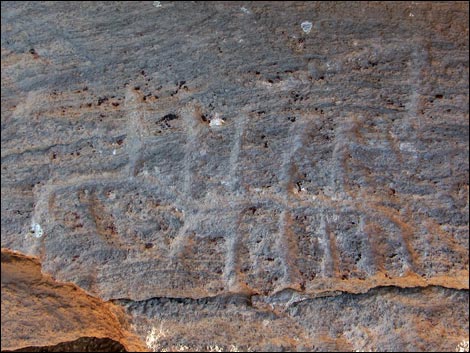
319 213 339 278
224 116 247 291
358 215 379 276
124 87 144 178
169 106 199 257
276 121 305 287
228 115 246 191
181 108 199 197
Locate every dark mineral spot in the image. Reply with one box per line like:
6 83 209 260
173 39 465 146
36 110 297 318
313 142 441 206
97 97 108 106
159 113 179 123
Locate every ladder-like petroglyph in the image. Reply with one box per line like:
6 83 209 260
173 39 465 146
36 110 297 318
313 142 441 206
2 3 469 351
3 6 467 303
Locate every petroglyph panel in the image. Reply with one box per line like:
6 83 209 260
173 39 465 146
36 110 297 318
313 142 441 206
1 1 468 351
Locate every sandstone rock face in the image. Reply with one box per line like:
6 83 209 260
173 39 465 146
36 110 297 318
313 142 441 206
1 1 468 352
0 249 145 352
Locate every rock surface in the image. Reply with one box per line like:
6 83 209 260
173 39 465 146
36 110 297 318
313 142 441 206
119 286 469 352
0 249 145 352
1 1 469 352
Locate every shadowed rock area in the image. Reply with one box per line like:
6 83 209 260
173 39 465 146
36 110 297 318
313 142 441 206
1 1 468 352
5 337 126 352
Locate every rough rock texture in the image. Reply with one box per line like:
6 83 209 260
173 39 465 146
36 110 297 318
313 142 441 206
1 1 469 352
119 286 469 352
0 249 145 352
